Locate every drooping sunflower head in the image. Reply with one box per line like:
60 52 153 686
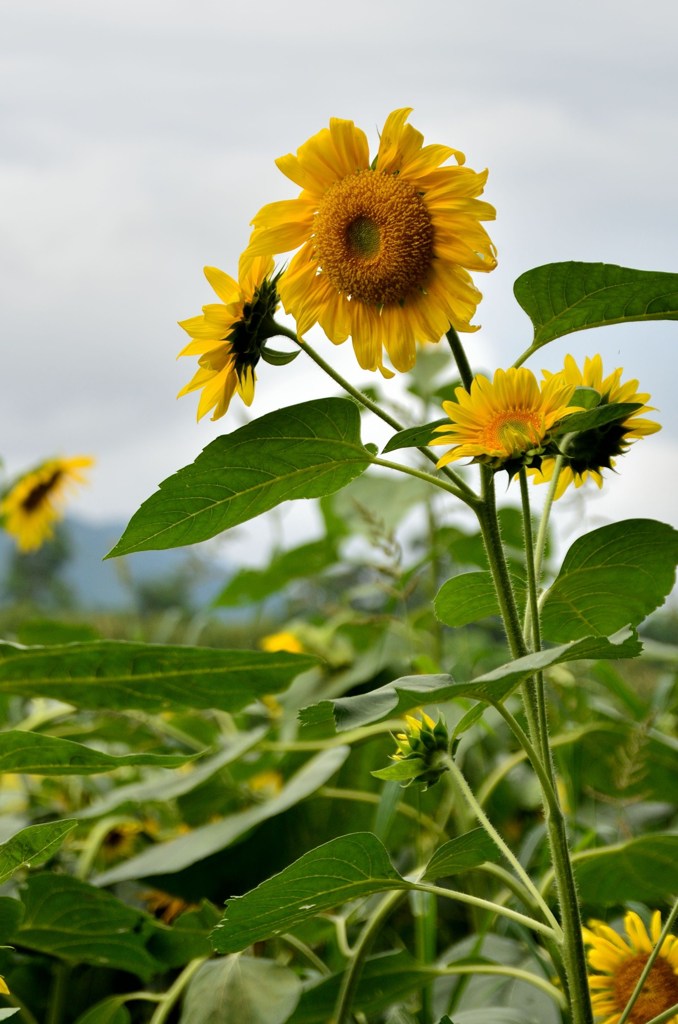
0 456 94 553
430 367 580 474
247 108 497 375
177 252 283 421
584 910 678 1023
530 354 661 499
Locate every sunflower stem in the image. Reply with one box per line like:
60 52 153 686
489 700 560 816
533 452 563 585
331 889 406 1024
519 468 551 765
372 455 476 504
476 469 529 659
646 1005 678 1024
273 322 478 500
475 467 593 1024
445 325 474 391
441 753 562 936
148 958 207 1024
411 882 558 939
275 323 405 430
429 963 568 1009
617 897 678 1024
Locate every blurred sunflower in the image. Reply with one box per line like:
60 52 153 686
430 367 579 472
530 354 661 499
584 910 678 1023
178 253 281 420
259 630 305 654
247 108 496 375
1 456 93 552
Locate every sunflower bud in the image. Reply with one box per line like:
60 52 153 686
373 712 451 789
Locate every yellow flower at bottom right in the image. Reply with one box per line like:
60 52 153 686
584 910 678 1023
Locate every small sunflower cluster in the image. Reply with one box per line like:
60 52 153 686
178 108 496 419
374 712 451 789
430 356 660 496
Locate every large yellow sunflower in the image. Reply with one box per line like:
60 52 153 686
178 252 280 421
1 456 94 552
246 108 497 375
430 367 579 470
530 354 661 499
584 910 678 1023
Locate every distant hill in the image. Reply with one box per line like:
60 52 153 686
0 517 233 611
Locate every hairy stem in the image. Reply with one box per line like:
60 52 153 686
442 754 561 935
331 889 406 1024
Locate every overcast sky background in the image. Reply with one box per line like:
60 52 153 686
2 0 677 564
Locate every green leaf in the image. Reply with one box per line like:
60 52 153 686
0 897 24 943
541 520 678 642
435 572 525 627
300 628 641 732
287 950 428 1024
149 902 221 967
16 620 100 645
214 537 339 607
0 641 316 712
0 821 77 884
93 746 350 884
107 398 373 556
569 724 678 805
179 955 301 1024
13 874 164 979
0 730 198 775
514 262 678 350
573 834 678 905
73 998 130 1024
76 728 267 820
382 419 449 454
212 832 409 953
0 1013 20 1021
422 829 501 882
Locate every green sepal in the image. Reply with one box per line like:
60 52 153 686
260 344 301 366
371 759 427 782
549 403 642 440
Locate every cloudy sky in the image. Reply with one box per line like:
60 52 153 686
2 0 677 561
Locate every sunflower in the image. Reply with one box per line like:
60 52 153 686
529 354 661 499
177 252 281 421
584 910 678 1023
380 710 450 789
430 367 579 472
1 456 93 552
246 108 497 375
259 630 305 654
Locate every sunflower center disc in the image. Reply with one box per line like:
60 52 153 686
613 953 678 1021
486 412 541 456
314 169 434 305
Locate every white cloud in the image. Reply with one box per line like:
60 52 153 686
1 0 676 550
